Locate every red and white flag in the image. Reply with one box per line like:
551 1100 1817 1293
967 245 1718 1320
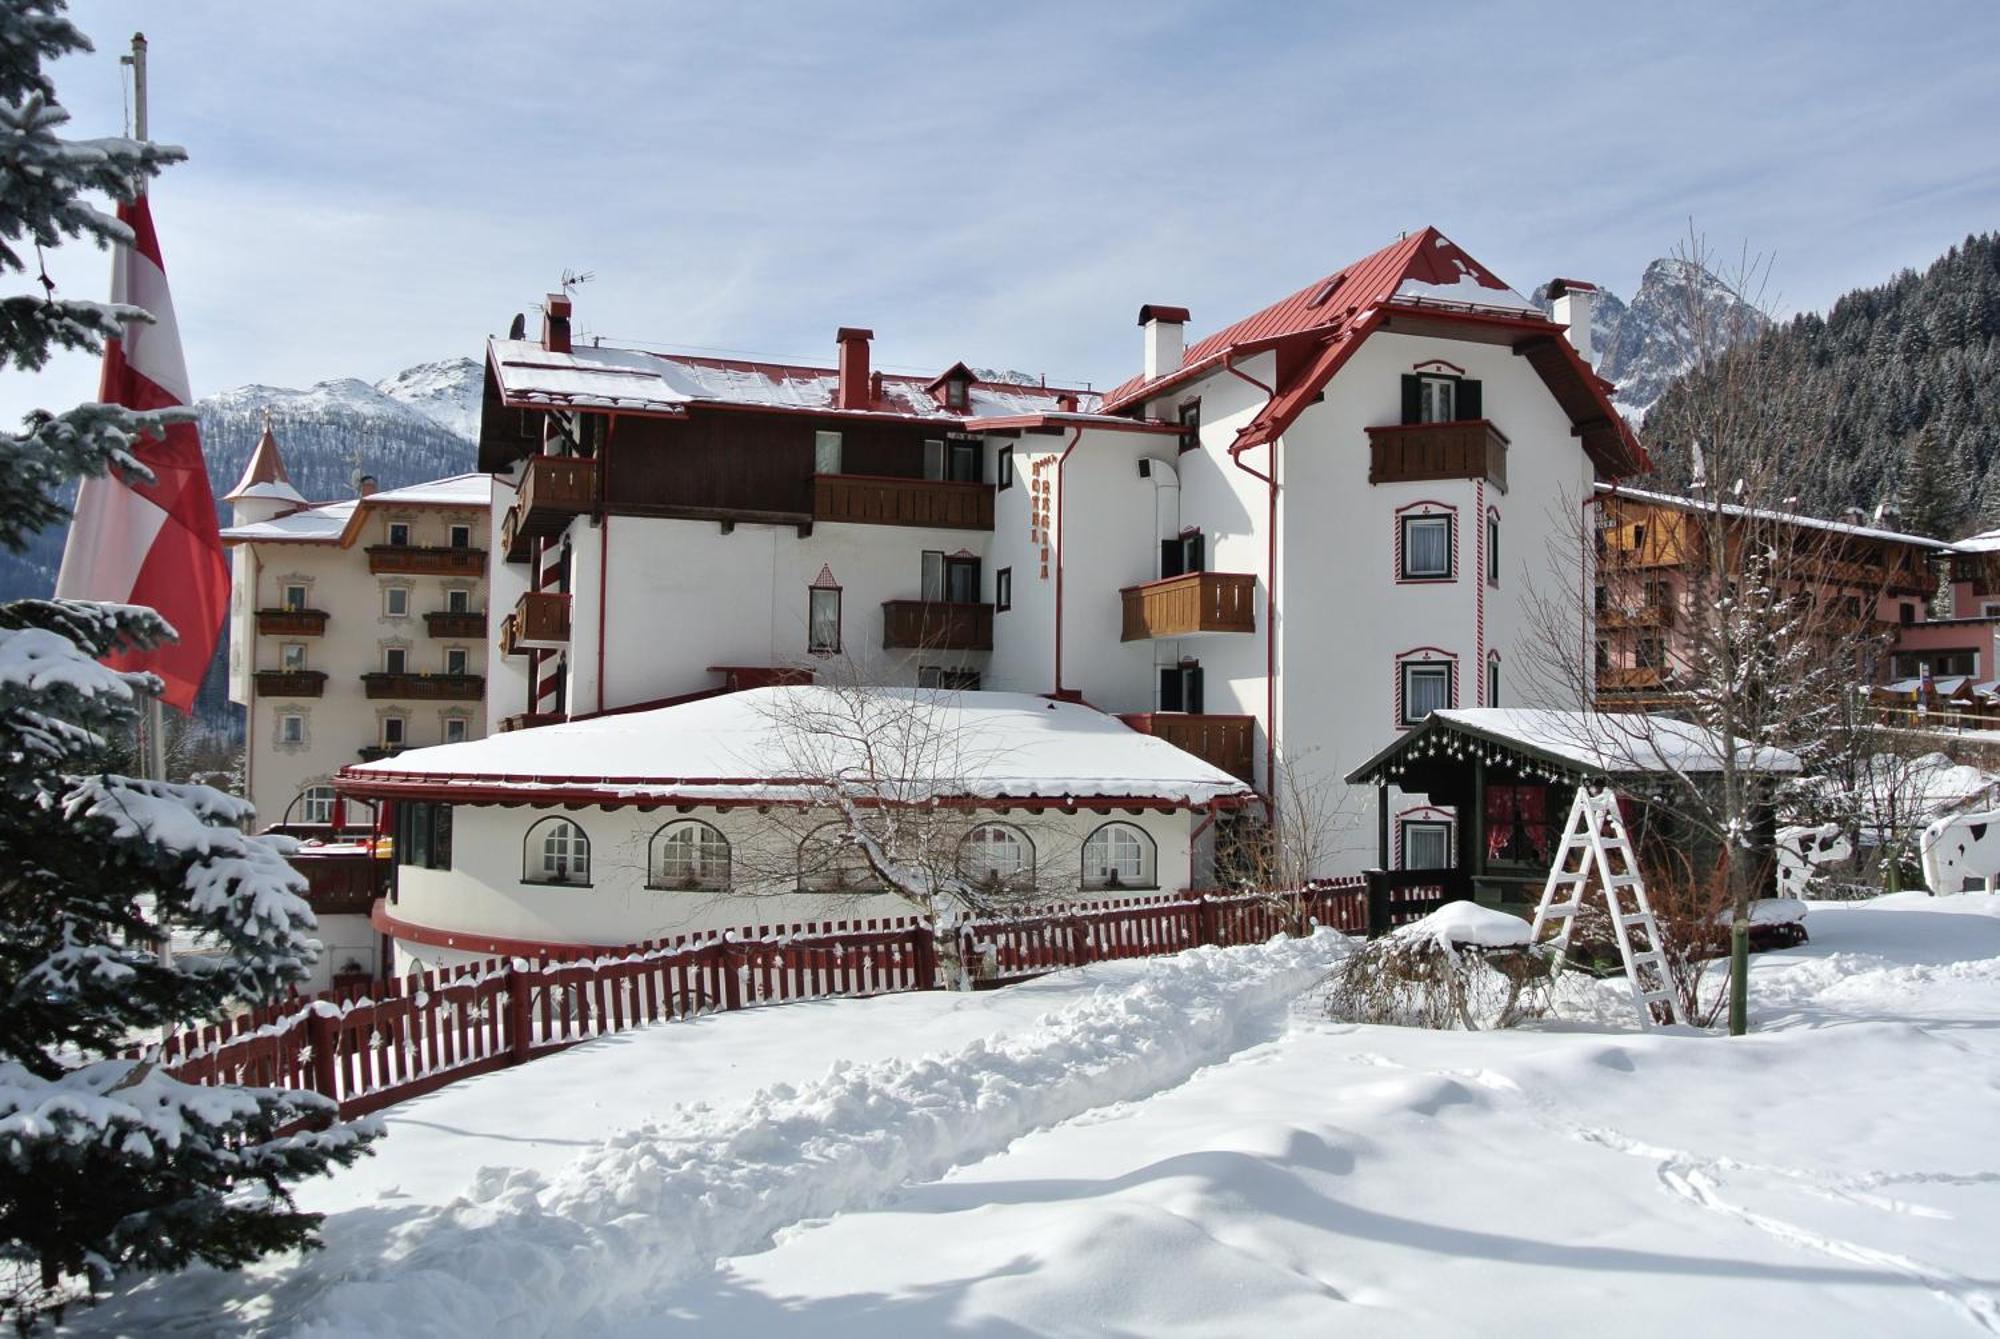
55 195 227 713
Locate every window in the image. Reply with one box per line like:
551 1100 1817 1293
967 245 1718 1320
298 784 336 825
1487 655 1500 708
445 647 468 675
1486 512 1500 586
799 825 874 892
1177 399 1202 453
1644 579 1671 608
944 379 969 411
1402 820 1453 871
996 567 1012 613
524 817 589 885
996 445 1013 491
1401 373 1481 425
278 713 305 744
808 585 841 654
961 823 1033 889
280 642 307 671
384 587 410 618
383 646 408 674
1900 602 1917 625
1159 663 1204 713
923 439 945 481
397 801 453 871
1595 639 1611 672
922 552 981 603
648 820 731 890
1160 531 1205 579
1400 514 1453 580
447 588 471 613
381 716 407 748
282 583 308 611
448 524 472 549
444 716 469 744
1400 660 1453 724
814 430 842 475
947 438 980 483
1082 822 1156 890
1635 638 1661 669
1594 584 1609 614
919 666 981 690
387 521 411 547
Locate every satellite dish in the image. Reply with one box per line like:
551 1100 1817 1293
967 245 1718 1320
509 312 526 340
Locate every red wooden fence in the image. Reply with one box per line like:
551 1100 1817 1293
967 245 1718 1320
138 883 1376 1119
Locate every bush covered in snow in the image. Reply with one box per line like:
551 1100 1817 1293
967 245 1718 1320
1322 903 1550 1030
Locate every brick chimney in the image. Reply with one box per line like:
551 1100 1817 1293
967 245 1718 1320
1139 304 1189 382
1547 279 1596 367
837 327 873 409
543 292 572 355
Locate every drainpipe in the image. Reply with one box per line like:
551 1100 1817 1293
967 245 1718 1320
595 414 614 715
1224 356 1280 811
1052 426 1084 693
1584 481 1616 692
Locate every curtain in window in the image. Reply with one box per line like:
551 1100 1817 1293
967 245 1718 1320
1405 518 1450 576
1405 665 1451 720
809 588 840 652
921 552 945 601
1404 824 1451 869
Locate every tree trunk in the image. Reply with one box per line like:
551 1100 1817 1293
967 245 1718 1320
1727 851 1755 1036
934 921 974 992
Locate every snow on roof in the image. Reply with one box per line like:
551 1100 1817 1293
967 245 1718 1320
1952 527 2000 553
227 480 308 505
1604 484 1953 550
1391 273 1539 313
488 339 1099 422
220 499 357 543
340 687 1252 808
1347 707 1802 784
360 473 494 508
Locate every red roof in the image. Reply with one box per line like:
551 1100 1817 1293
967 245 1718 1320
1100 227 1647 477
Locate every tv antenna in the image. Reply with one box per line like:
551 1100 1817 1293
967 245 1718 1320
560 268 595 298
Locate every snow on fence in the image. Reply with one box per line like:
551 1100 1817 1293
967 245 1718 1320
137 882 1379 1119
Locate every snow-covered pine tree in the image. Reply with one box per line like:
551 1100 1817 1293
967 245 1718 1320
0 5 374 1328
1895 422 1968 539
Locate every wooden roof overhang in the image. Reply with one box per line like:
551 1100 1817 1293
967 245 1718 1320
1345 714 1609 797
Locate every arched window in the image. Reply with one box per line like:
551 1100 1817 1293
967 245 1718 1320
649 820 730 891
297 784 336 826
798 823 876 893
1082 821 1156 891
960 822 1033 891
524 817 590 886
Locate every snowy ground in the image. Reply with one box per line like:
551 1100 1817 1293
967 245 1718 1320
78 894 2000 1337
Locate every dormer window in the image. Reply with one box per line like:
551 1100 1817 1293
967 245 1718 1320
945 379 968 411
927 362 977 412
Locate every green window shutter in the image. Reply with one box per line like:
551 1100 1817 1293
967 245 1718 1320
1401 374 1421 425
1458 378 1482 421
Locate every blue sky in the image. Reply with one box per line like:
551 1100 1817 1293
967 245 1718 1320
10 0 1998 420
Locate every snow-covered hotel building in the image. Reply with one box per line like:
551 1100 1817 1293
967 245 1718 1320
337 228 1651 965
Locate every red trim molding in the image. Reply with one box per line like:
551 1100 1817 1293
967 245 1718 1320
1394 498 1459 585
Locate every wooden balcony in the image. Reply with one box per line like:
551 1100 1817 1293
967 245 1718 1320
499 711 565 733
252 669 326 698
812 475 994 531
1118 712 1256 783
256 608 328 636
356 744 407 763
1598 667 1667 691
504 455 598 561
1366 420 1509 492
1598 604 1675 629
499 591 571 656
1120 572 1257 641
880 600 994 651
360 672 484 701
424 610 488 638
367 544 487 576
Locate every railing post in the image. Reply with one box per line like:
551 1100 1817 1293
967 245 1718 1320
507 961 533 1064
1365 869 1392 938
1069 915 1094 967
307 1004 339 1101
912 926 939 990
720 941 744 1012
1195 897 1219 947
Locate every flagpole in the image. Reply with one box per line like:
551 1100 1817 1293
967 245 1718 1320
120 31 167 787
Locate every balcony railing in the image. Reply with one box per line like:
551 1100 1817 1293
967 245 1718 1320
503 455 598 562
1598 604 1675 629
499 591 571 656
499 711 565 733
252 669 327 697
357 744 407 762
367 544 487 576
1366 420 1509 491
1118 712 1256 782
812 475 994 531
360 672 484 701
256 608 328 636
880 600 994 651
424 610 488 638
1598 667 1667 691
1120 571 1257 641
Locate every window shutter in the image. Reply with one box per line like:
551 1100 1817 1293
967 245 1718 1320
1160 539 1185 579
1401 374 1421 425
1186 665 1205 714
1159 667 1183 713
1458 378 1482 421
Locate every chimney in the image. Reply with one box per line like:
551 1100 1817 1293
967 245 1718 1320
1057 392 1079 412
1547 279 1595 367
1139 304 1189 381
542 292 572 355
358 474 378 497
837 327 873 409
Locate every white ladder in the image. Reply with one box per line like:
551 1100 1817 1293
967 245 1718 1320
1530 787 1687 1028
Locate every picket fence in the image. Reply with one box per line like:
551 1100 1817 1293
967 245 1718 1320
142 878 1452 1119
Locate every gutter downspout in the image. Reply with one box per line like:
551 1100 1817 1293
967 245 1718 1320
1224 356 1280 810
1052 426 1084 694
1585 481 1616 693
595 414 615 716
